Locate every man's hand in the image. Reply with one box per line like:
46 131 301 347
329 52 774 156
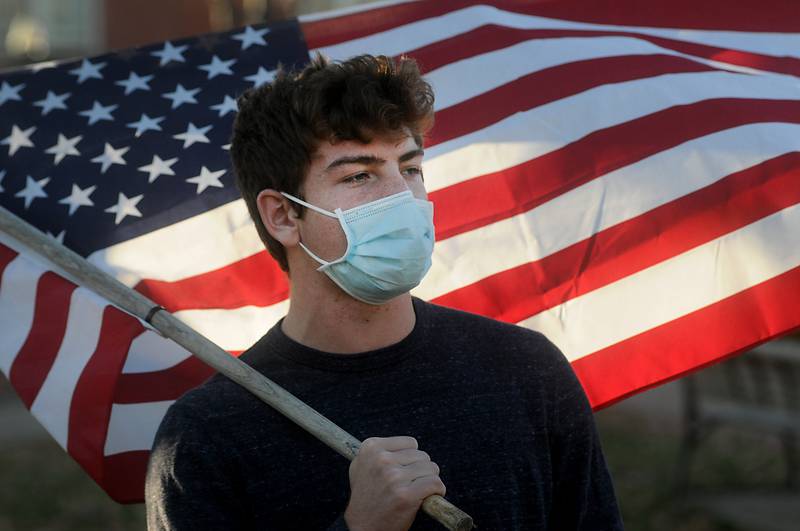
343 436 446 531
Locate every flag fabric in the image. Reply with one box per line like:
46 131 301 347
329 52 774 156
1 0 799 503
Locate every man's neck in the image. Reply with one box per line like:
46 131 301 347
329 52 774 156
281 283 416 354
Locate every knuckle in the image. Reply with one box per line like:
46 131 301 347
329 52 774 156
374 450 393 467
360 437 379 452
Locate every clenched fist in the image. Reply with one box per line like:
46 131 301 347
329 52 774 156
344 436 446 531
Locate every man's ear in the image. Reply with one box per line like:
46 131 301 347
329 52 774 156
256 189 300 246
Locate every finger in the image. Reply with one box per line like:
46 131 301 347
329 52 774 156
391 449 431 466
361 436 418 453
398 460 441 480
407 474 447 498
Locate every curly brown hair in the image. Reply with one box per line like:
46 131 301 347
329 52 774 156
230 54 435 271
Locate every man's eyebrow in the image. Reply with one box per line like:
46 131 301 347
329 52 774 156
324 148 424 172
325 155 385 171
399 148 424 163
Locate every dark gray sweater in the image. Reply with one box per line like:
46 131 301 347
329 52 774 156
145 298 623 530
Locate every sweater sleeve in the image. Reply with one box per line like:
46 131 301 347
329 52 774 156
540 339 624 531
145 402 252 531
145 400 352 531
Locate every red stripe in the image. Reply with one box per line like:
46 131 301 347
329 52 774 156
434 152 800 325
67 307 144 484
134 250 288 312
112 350 242 405
410 24 796 85
303 0 800 51
574 264 800 411
508 0 800 33
9 273 77 408
303 0 472 49
113 355 216 404
102 450 150 504
641 35 800 78
427 53 716 148
431 98 800 241
0 244 18 279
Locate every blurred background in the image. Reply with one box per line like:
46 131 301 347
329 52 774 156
0 0 379 69
0 1 798 530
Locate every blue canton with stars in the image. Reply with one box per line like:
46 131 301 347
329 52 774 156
0 19 308 256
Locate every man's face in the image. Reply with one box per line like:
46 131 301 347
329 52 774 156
293 131 427 263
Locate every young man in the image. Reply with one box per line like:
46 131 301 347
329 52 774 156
145 54 623 530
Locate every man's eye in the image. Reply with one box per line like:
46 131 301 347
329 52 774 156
403 167 423 179
344 172 370 183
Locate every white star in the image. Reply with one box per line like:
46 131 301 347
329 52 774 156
138 155 178 183
151 41 189 66
105 192 143 224
186 166 225 194
0 81 25 106
198 55 236 79
45 134 82 164
211 95 238 117
68 59 106 83
79 101 118 125
221 143 231 151
14 175 50 209
58 183 96 215
245 67 275 87
91 143 129 173
173 122 212 148
47 230 65 244
162 84 200 109
231 26 269 50
115 72 153 95
1 125 36 156
0 169 5 192
127 113 164 137
33 91 70 115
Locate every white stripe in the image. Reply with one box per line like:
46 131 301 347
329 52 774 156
523 202 800 361
173 299 289 353
104 401 173 456
121 330 192 374
317 4 800 63
415 122 800 300
29 287 106 449
427 35 766 111
87 198 261 286
298 0 418 23
0 255 42 376
628 26 800 61
424 70 800 193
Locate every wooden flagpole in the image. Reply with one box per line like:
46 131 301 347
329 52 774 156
0 205 474 531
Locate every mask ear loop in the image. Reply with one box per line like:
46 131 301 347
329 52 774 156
281 192 353 269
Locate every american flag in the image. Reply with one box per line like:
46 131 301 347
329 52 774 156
1 0 799 503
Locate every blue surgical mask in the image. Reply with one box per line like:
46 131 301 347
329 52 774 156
281 190 435 305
